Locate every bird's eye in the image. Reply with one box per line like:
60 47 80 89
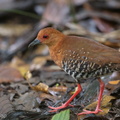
43 35 48 39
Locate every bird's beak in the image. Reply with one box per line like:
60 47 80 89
28 39 40 48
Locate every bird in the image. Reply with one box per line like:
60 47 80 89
29 27 120 115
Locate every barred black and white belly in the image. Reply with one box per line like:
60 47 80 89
62 59 119 81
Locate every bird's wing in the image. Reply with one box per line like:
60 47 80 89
66 36 120 64
62 36 120 73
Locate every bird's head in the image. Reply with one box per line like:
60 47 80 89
29 27 64 48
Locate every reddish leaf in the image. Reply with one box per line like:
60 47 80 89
0 66 24 83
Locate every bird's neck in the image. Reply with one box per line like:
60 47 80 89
49 39 65 68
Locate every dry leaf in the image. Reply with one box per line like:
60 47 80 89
49 86 67 92
109 80 120 85
84 95 115 115
31 83 49 92
25 71 48 92
10 57 29 76
0 95 13 119
15 91 39 111
78 95 115 119
39 93 57 102
0 65 23 83
10 83 29 94
27 78 49 93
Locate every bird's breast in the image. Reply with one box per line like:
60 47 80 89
50 49 64 68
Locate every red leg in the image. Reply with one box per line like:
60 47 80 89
49 84 82 112
78 78 105 115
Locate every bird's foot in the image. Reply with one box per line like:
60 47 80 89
49 84 82 112
49 104 74 112
77 109 102 115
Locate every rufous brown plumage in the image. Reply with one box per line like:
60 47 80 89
29 27 120 115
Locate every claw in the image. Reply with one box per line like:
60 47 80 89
77 109 102 115
48 104 74 112
48 102 69 110
49 109 58 112
69 104 74 107
97 109 103 112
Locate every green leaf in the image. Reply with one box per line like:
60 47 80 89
51 109 70 120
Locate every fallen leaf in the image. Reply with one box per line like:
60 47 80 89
109 80 120 85
49 86 67 92
10 83 29 94
51 109 70 120
0 65 23 83
84 95 115 115
10 57 29 76
15 91 39 111
31 83 49 92
78 95 115 119
39 93 57 102
0 95 13 119
25 71 49 92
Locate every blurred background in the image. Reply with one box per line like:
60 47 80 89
0 0 120 120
